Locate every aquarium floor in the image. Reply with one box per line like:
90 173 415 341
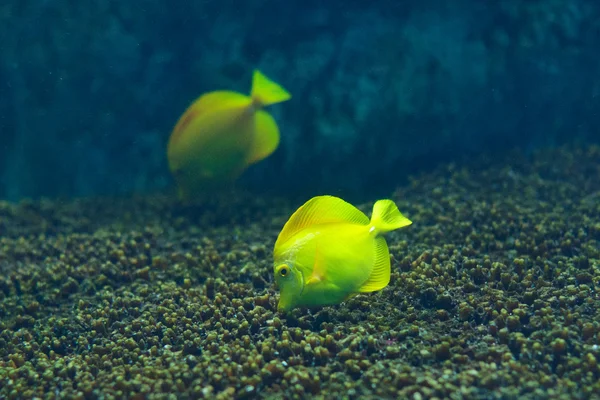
1 146 599 399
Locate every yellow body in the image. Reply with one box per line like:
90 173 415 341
167 70 291 200
273 195 413 312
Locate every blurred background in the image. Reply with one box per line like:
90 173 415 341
0 0 598 202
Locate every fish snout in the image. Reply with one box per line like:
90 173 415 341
276 297 293 313
276 302 288 312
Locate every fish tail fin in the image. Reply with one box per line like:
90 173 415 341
250 70 291 107
369 200 412 236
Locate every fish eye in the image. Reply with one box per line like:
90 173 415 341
280 267 288 277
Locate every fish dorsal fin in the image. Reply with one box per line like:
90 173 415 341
275 196 370 249
246 110 280 165
194 91 250 114
357 236 391 292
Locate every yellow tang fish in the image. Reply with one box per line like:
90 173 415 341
167 70 291 200
273 195 412 312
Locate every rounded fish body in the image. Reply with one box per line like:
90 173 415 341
273 195 413 312
167 71 291 200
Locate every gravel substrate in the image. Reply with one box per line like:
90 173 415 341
0 145 599 399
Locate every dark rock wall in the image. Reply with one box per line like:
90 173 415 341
1 0 598 200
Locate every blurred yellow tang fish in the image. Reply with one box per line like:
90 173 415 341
167 70 291 199
273 195 412 312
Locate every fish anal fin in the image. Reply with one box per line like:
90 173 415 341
358 237 391 292
275 196 370 249
246 110 280 165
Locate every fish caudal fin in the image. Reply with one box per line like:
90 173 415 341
369 200 412 235
250 70 291 107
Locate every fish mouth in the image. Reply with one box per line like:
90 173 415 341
275 262 305 313
277 283 302 313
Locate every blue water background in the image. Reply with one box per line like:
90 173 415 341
0 0 598 201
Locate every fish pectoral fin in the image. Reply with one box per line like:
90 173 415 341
306 275 322 285
274 196 370 250
246 110 280 165
357 237 391 292
306 241 326 285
